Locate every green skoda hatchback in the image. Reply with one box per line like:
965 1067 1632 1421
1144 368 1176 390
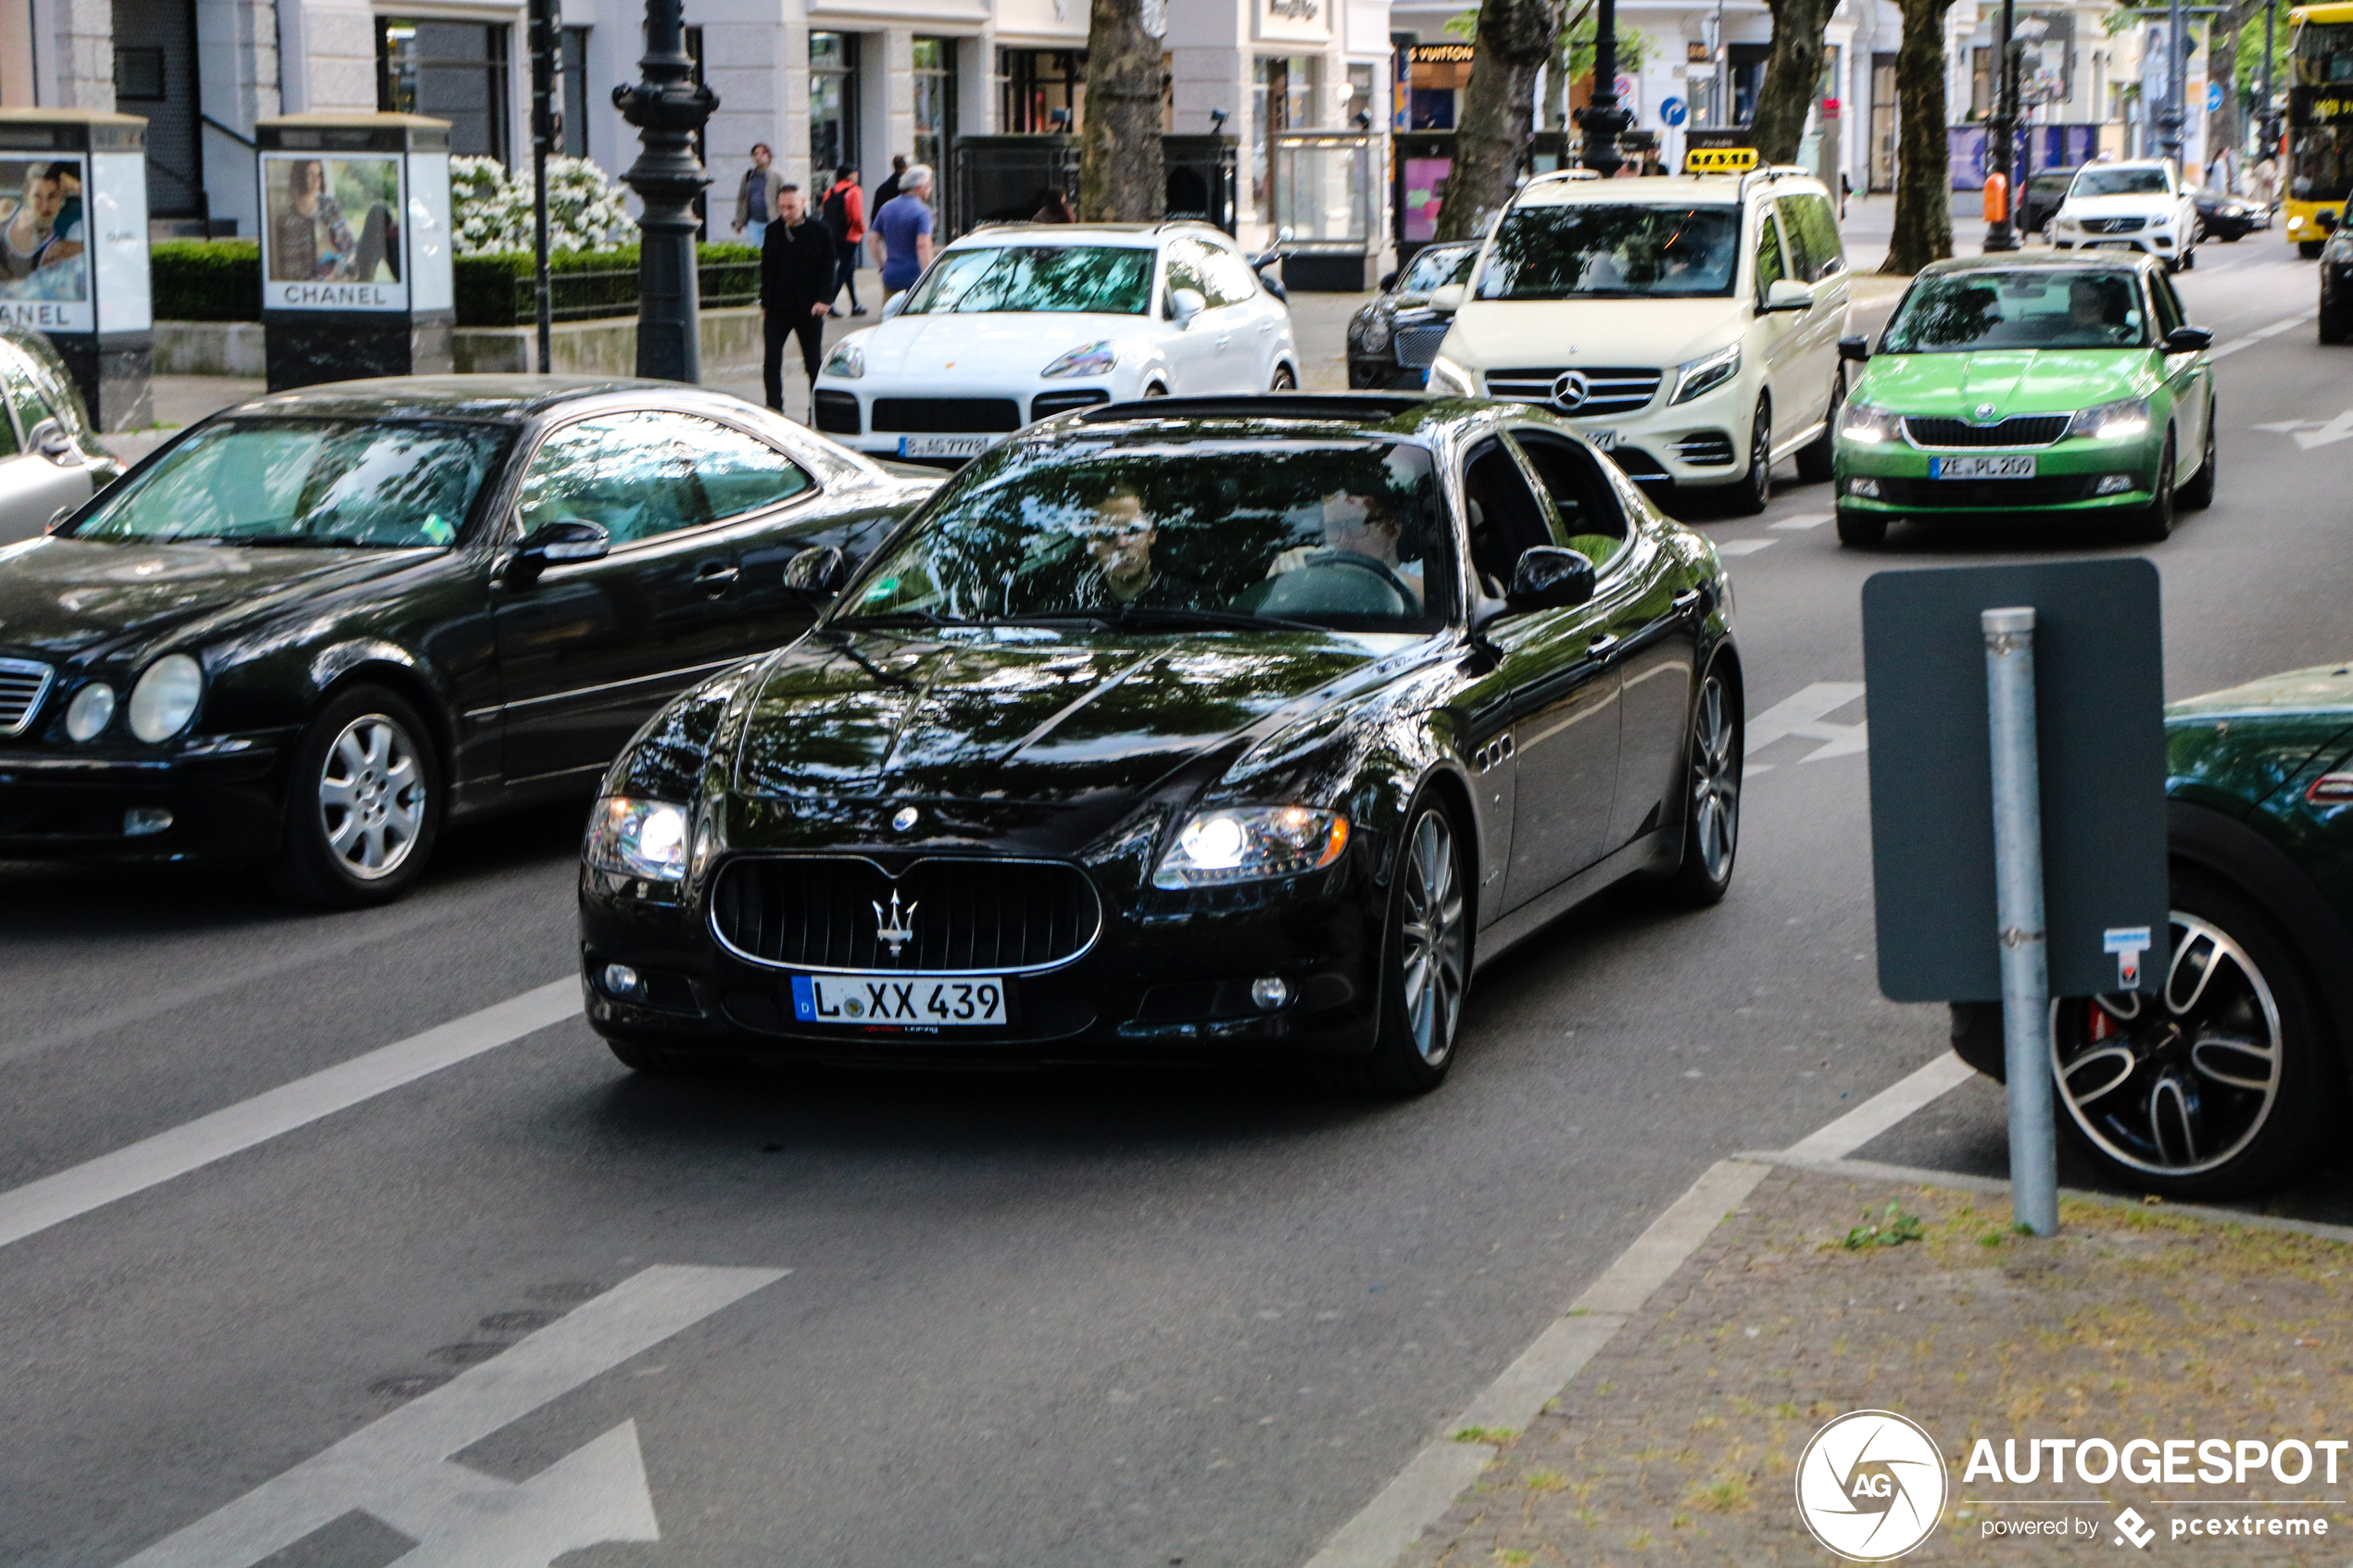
1831 254 2217 547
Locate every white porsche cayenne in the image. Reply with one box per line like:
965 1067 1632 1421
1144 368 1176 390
812 222 1302 464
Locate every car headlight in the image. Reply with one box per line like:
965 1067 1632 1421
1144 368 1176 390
1152 806 1350 889
2056 215 2081 230
127 655 201 743
65 681 115 742
822 339 865 379
1839 402 1903 445
1427 355 1476 395
2067 397 2151 441
587 797 690 883
1040 340 1117 378
1669 343 1741 406
1358 313 1392 353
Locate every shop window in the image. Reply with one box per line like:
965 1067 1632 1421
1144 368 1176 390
812 32 860 179
1001 48 1084 134
560 27 590 157
379 19 512 162
912 37 958 177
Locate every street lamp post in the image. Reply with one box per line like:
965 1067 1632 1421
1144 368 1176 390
612 0 716 383
2156 0 2187 169
2261 0 2280 156
1581 0 1631 177
1985 0 2020 251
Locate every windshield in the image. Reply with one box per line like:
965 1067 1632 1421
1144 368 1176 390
839 439 1453 633
68 419 507 547
898 245 1155 316
1398 245 1478 294
1475 205 1741 299
2070 167 2171 197
2293 19 2353 84
1881 270 2148 353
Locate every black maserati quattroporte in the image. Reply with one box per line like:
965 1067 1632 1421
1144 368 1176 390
0 377 937 903
583 395 1743 1092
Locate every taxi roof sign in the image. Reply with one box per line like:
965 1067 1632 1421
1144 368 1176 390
1683 145 1758 174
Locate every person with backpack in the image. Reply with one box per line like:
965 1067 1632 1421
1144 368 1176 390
819 167 868 318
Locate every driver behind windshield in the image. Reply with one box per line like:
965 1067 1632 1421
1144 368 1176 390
1078 484 1210 608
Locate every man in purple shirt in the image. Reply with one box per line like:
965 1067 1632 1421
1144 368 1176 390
868 163 936 299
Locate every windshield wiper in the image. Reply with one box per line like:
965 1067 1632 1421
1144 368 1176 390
828 608 978 630
1112 604 1327 634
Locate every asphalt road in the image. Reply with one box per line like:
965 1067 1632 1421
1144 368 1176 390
2 236 2341 1568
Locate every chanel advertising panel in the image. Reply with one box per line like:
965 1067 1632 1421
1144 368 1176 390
260 153 408 311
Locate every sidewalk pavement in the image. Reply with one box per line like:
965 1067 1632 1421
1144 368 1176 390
1391 1160 2353 1566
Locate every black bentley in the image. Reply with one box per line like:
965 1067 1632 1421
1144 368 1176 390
582 394 1742 1092
0 377 937 903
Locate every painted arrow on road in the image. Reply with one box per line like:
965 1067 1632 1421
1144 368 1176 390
2252 410 2353 449
1744 682 1868 776
116 1265 786 1568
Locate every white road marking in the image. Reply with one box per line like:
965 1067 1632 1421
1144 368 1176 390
2209 310 2317 358
1777 1054 1979 1161
0 979 578 1252
1716 538 1777 556
116 1265 786 1568
1769 512 1833 531
2253 409 2353 448
1743 681 1868 776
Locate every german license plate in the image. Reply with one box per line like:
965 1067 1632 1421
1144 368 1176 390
2092 240 2139 250
898 434 991 459
1930 454 2036 479
1584 429 1620 450
789 972 1010 1026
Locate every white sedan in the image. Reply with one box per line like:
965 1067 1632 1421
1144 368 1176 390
812 222 1301 463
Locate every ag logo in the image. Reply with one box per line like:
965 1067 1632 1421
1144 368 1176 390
1793 1410 1948 1561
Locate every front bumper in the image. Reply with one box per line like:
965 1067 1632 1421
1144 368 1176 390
1833 426 2161 515
1476 366 1759 490
813 379 1120 464
0 731 293 861
579 849 1387 1066
2052 227 2183 258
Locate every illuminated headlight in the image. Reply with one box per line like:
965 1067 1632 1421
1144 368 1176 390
2066 397 2151 441
127 655 202 743
1152 806 1350 889
1669 343 1741 406
65 681 116 742
822 339 865 379
2291 215 2308 231
1358 313 1392 353
1041 340 1117 378
1427 355 1476 395
1839 402 1902 445
587 797 690 883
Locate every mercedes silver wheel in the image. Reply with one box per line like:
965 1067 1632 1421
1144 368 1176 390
319 713 428 879
271 684 442 908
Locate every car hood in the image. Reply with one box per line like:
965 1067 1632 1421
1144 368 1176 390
0 536 434 664
731 626 1416 811
851 312 1160 383
1446 296 1746 370
1857 349 2155 417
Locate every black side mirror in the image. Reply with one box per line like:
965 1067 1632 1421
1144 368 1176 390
1506 546 1596 613
1378 270 1399 292
2163 326 2214 353
783 543 847 598
509 519 610 584
1839 334 1872 363
2320 209 2341 233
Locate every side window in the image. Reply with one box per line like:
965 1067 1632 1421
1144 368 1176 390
1752 209 1788 301
3 351 55 442
2150 272 2187 337
1198 244 1261 307
1775 200 1818 284
516 411 714 547
1779 194 1843 282
1509 430 1629 568
1163 242 1212 317
1461 438 1557 598
668 415 815 521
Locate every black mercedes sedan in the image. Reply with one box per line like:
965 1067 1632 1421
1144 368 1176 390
0 377 938 904
1346 242 1480 390
581 393 1742 1093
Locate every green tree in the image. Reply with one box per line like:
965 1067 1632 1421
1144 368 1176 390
1433 0 1568 242
1079 0 1164 221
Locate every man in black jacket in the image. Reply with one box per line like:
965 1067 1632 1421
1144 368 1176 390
761 184 837 417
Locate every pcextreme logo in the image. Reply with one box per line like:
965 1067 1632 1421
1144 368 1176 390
1795 1410 1951 1561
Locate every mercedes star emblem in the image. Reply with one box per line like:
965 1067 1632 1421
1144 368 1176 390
891 805 920 833
1550 370 1592 411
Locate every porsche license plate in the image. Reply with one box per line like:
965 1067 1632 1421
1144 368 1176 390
790 972 1010 1027
1930 454 2036 480
898 434 991 459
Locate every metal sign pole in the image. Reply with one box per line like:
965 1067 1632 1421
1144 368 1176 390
1983 607 2059 1236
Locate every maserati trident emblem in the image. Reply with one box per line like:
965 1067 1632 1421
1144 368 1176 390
1973 402 2000 422
874 890 918 958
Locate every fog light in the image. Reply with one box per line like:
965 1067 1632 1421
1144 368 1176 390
2095 474 2135 495
1251 976 1290 1010
601 963 643 998
1847 477 1880 498
123 807 172 836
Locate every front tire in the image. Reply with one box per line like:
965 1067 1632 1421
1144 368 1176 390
2121 431 2176 544
2301 240 2326 259
1835 507 1887 547
271 685 442 908
1730 397 1772 515
2178 404 2217 511
1794 370 1842 483
1652 664 1742 908
1269 362 1298 392
2321 285 2352 344
1340 797 1470 1097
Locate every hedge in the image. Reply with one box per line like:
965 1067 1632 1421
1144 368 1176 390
151 239 762 328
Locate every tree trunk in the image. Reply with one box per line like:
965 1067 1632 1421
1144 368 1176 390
1434 0 1565 242
2206 1 2246 183
1079 0 1165 222
1751 0 1839 166
1882 0 1959 273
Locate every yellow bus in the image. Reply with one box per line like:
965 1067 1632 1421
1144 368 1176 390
2287 1 2353 254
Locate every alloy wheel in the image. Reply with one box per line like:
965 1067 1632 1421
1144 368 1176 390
1271 363 1298 391
2051 911 2284 1179
1688 672 1740 884
1398 809 1467 1067
317 713 428 880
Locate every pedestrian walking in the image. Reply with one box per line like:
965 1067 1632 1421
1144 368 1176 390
873 154 908 212
820 166 869 317
761 184 837 417
869 162 936 303
733 144 784 248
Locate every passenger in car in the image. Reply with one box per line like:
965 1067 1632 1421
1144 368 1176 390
1267 491 1426 607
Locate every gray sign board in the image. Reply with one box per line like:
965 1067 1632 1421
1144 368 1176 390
1861 558 2170 1002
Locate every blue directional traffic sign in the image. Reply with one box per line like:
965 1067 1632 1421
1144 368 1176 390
2206 81 2224 112
1661 96 1688 127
